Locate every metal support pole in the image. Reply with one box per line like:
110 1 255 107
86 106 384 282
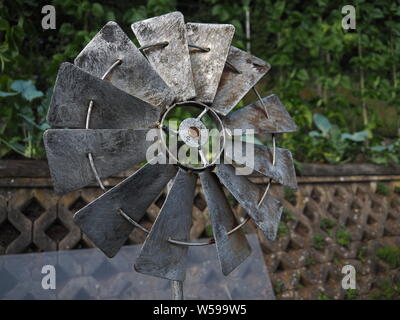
168 175 184 301
245 4 251 53
171 280 183 300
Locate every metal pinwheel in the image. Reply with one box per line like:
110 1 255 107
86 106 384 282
44 11 298 298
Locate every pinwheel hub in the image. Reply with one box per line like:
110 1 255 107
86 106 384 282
178 118 208 147
159 101 226 170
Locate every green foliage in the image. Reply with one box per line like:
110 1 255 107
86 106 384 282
376 183 390 196
0 80 50 158
312 233 326 250
273 279 285 295
0 0 399 162
336 228 351 247
369 141 400 165
376 246 400 269
344 289 359 300
251 0 399 164
283 187 296 203
277 221 288 237
369 280 400 300
204 223 213 237
332 254 344 265
282 208 295 222
9 80 44 101
307 113 369 164
295 274 304 289
320 218 337 232
317 293 330 300
305 257 316 266
357 246 368 263
297 112 400 164
395 186 400 194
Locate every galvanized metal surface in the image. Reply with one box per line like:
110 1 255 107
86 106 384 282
43 13 299 290
223 94 298 134
47 63 160 129
171 280 183 300
178 117 208 148
215 164 283 240
225 140 297 189
211 46 270 115
74 163 178 258
44 129 152 194
134 169 196 281
199 171 251 275
131 12 195 101
75 21 175 109
186 23 235 103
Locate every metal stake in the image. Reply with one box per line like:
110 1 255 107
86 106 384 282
171 280 183 300
167 174 184 301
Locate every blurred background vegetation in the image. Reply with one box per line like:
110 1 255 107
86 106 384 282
0 0 399 165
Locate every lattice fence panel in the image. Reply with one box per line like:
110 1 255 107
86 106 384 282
1 179 399 300
260 181 400 300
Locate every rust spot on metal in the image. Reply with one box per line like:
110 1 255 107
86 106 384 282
252 62 268 73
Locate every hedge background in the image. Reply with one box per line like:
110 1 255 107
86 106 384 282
0 0 399 165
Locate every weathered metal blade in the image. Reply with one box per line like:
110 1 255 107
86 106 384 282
211 46 270 115
199 170 251 275
44 129 153 194
186 23 235 104
74 162 178 258
215 164 283 241
131 12 195 102
225 140 297 189
134 168 196 281
223 94 298 134
47 62 160 129
75 21 175 109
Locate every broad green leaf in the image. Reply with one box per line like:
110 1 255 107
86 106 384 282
106 11 116 21
0 18 9 31
313 113 332 135
370 145 387 152
10 80 43 101
0 136 26 156
0 91 18 97
309 130 321 137
92 3 104 18
341 130 369 142
59 23 75 36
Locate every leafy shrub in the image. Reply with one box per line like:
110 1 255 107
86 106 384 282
370 280 400 300
312 233 326 250
0 0 399 162
317 293 330 300
283 187 296 203
344 289 359 300
277 221 289 237
308 113 369 164
320 218 337 232
273 279 285 295
376 246 400 269
357 246 368 263
0 80 50 158
336 228 351 247
376 183 390 196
